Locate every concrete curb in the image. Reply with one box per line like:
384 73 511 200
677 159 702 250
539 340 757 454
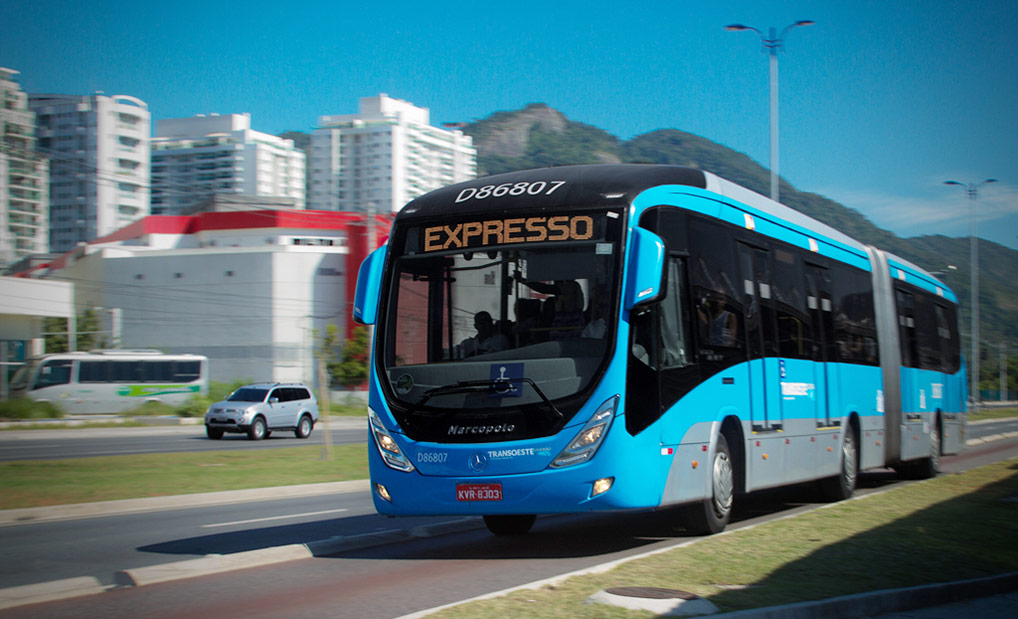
710 571 1018 618
0 516 484 610
0 577 106 611
115 544 314 587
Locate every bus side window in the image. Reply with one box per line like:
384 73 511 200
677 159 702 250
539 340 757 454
35 360 72 389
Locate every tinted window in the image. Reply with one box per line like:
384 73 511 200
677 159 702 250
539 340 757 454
292 387 311 401
772 247 811 359
34 360 72 389
79 361 109 383
832 265 878 365
228 388 268 402
689 219 745 362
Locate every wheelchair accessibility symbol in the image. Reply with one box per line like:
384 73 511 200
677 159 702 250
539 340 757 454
490 363 524 398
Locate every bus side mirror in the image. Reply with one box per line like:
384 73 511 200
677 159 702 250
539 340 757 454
624 227 666 311
353 244 388 325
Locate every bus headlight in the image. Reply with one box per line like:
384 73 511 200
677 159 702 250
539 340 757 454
551 395 619 468
369 407 415 473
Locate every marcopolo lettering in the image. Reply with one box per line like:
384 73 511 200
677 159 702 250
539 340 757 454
424 215 594 252
447 423 517 436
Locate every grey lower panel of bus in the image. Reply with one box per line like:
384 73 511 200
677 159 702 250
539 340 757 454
659 408 954 508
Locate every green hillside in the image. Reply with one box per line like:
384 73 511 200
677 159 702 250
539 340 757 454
464 104 1018 392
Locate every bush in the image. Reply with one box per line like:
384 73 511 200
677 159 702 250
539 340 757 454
0 398 65 420
124 400 176 417
172 381 249 418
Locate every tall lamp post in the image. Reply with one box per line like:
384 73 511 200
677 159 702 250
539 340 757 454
944 178 997 412
726 20 814 203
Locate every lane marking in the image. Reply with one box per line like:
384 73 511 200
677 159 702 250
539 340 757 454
201 508 349 528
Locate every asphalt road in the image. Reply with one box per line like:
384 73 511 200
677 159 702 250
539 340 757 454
2 433 1015 618
0 418 368 461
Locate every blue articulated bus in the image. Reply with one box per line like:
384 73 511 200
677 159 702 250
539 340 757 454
353 164 966 536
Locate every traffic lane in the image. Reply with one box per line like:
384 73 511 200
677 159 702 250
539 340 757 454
0 474 919 619
7 440 1015 618
0 423 366 461
0 488 470 589
968 417 1018 440
0 467 930 619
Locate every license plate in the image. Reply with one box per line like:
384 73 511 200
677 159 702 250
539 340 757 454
456 483 502 501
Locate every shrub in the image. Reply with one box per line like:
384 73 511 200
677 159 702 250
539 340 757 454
0 398 65 420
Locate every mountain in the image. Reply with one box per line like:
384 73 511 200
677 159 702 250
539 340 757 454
463 104 1018 370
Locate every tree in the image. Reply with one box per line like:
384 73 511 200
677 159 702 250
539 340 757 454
43 309 108 353
337 326 370 388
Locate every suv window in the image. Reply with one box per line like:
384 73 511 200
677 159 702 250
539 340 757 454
292 387 311 401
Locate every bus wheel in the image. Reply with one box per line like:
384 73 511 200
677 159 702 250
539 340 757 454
684 434 734 535
819 425 858 501
247 417 267 441
295 415 313 439
483 514 536 536
206 426 224 440
906 422 942 480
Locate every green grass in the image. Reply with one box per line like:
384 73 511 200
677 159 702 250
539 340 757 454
970 407 1018 421
0 444 368 509
428 459 1018 618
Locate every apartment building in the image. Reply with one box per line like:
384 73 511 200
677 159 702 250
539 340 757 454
309 94 475 214
150 113 305 215
29 92 150 255
0 68 49 268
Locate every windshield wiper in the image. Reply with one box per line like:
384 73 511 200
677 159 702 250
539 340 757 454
410 378 564 420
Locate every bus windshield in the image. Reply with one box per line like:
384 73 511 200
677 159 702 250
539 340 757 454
380 208 625 433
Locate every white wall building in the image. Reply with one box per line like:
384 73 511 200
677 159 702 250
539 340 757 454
46 208 384 384
309 94 475 214
150 114 306 215
0 68 49 267
29 92 150 254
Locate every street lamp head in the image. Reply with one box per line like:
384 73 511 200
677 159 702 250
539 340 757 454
984 179 998 184
795 20 816 27
944 180 964 186
725 24 750 31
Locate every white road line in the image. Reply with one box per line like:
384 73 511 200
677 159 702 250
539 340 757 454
201 508 349 528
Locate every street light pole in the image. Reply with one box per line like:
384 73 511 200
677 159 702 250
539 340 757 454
726 20 814 203
944 178 997 413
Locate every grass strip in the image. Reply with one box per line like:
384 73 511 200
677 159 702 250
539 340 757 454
0 444 367 509
429 458 1018 618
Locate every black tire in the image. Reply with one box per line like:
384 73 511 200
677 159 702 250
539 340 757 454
905 421 942 480
818 425 858 501
247 416 267 441
483 514 536 536
295 415 313 439
206 426 224 440
683 434 734 535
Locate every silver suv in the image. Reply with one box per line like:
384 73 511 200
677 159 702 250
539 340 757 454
205 382 319 440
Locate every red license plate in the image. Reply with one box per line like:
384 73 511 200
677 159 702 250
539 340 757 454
456 483 502 502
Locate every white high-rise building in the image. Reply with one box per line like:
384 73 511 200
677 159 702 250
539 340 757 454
0 68 49 267
310 94 475 214
150 113 306 215
29 92 150 255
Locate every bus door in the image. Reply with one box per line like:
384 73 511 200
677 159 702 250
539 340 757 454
738 244 781 432
806 264 835 428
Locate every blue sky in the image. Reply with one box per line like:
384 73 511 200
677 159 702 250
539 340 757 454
4 0 1016 250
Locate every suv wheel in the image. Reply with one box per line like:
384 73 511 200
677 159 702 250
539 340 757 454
295 414 313 439
247 417 267 441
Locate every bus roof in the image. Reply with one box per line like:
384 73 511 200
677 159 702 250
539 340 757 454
396 164 707 221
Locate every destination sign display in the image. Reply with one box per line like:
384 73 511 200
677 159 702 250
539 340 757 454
422 215 595 252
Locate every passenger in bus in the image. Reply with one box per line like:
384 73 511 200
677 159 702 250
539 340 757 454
547 280 585 339
457 311 509 357
514 276 587 339
698 294 737 347
512 298 543 346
